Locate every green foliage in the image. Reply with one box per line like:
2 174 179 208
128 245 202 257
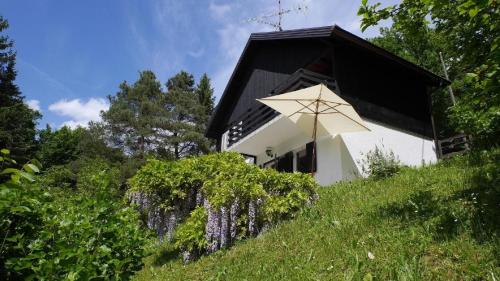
259 169 318 223
0 148 147 280
102 70 213 160
37 125 84 168
174 207 208 252
136 149 500 281
103 70 167 159
0 16 40 164
15 187 147 280
39 157 121 195
39 164 76 189
129 152 318 256
360 145 402 179
201 153 267 209
75 157 121 195
77 121 125 164
196 73 215 120
358 0 500 147
164 71 212 158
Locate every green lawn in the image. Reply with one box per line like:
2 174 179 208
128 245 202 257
134 152 499 281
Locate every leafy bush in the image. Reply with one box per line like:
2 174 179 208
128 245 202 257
39 157 121 195
360 145 402 179
0 149 148 280
0 149 49 279
39 164 75 189
129 152 318 261
75 157 121 195
174 207 207 253
17 189 147 280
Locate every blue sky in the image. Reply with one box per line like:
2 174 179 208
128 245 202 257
2 0 394 128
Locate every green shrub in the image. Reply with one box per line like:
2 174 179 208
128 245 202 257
360 145 402 179
0 149 49 280
174 207 208 253
260 170 318 224
19 190 147 280
0 149 148 280
129 152 318 260
39 164 76 189
76 157 120 195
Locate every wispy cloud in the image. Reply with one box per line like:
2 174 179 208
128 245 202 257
17 58 75 97
48 98 109 128
209 2 231 20
188 47 205 58
26 99 41 112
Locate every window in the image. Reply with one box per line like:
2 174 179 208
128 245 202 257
262 152 294 173
277 152 294 173
296 142 316 173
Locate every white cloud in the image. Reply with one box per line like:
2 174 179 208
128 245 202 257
26 99 41 112
48 98 109 128
209 2 231 20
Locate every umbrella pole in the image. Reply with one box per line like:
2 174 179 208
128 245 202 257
311 108 318 176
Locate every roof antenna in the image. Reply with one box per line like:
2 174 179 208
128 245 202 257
246 0 308 31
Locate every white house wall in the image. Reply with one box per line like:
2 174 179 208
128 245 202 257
224 117 437 186
341 119 437 176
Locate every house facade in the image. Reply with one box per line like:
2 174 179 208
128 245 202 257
206 26 448 186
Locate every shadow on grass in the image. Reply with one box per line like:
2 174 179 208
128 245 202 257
377 149 500 245
152 246 181 266
454 150 500 244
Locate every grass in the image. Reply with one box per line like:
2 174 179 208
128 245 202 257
134 151 499 281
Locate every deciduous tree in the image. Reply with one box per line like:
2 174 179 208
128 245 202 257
358 0 500 147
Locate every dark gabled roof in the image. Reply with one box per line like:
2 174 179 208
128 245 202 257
206 25 449 139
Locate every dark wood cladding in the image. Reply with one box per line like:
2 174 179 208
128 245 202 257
333 40 430 125
207 25 449 143
224 40 328 127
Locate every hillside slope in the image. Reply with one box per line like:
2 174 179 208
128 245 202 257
135 152 499 281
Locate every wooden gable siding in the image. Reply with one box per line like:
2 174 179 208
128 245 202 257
333 39 433 137
224 40 328 127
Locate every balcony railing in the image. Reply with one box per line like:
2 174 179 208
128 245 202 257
438 134 470 158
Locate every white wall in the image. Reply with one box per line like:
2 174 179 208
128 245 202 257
341 119 437 177
224 117 438 186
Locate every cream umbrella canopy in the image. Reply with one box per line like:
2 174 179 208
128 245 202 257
257 83 370 174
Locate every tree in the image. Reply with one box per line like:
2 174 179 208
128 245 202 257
37 125 84 168
196 73 215 121
76 121 124 164
164 71 211 159
0 16 40 163
102 71 168 159
358 0 500 147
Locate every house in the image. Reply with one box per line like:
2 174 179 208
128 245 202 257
206 25 449 186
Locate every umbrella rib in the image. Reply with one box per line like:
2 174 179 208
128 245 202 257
296 100 316 113
288 100 317 118
259 98 320 101
317 100 341 114
335 110 371 131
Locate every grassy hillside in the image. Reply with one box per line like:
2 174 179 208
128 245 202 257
134 151 499 281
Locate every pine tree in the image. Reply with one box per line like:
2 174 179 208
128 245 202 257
0 16 40 163
164 71 211 158
102 70 168 159
196 73 215 120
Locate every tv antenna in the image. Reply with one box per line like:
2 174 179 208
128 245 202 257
246 0 308 31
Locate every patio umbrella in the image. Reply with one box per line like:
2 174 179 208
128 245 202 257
257 83 370 174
